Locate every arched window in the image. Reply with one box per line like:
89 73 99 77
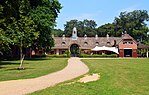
123 41 133 44
62 42 66 46
107 42 110 45
96 42 99 46
84 42 88 46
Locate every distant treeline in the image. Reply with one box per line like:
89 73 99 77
52 10 149 45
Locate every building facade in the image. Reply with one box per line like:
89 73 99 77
51 27 140 57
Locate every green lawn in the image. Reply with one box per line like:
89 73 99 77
29 58 149 95
0 58 68 81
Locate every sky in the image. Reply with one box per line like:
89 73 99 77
55 0 149 30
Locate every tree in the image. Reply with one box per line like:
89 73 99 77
0 1 14 54
52 29 64 37
64 19 78 37
0 28 12 56
83 19 97 37
114 10 149 42
29 0 62 50
5 0 39 69
97 23 115 37
0 0 62 60
0 4 10 55
0 0 28 58
64 19 97 37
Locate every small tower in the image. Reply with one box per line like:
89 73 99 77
84 34 87 40
72 27 78 40
62 34 65 40
95 34 98 40
106 34 109 40
124 31 127 34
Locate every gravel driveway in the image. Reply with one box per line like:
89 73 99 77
0 57 89 95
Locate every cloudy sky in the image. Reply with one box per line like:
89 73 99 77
55 0 149 30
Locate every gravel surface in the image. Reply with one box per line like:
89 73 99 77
0 57 89 95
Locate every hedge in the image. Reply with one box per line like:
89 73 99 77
79 54 117 58
47 54 70 58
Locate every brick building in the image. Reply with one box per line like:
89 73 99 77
50 27 144 57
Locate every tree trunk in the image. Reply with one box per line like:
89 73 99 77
18 39 25 70
30 48 32 58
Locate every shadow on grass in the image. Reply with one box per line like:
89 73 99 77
0 57 51 64
0 66 7 69
25 57 51 61
4 67 35 71
0 61 20 65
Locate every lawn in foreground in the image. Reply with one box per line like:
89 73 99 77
0 58 68 81
29 58 149 95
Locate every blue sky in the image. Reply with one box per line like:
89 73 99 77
55 0 149 30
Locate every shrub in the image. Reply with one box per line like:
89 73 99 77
80 54 117 58
64 50 71 57
32 54 46 58
47 54 69 58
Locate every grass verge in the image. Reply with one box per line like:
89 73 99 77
29 58 149 95
0 58 68 81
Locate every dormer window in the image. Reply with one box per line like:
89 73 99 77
128 42 133 44
62 42 66 46
107 42 110 45
123 41 133 44
96 42 99 46
123 42 127 44
84 42 88 46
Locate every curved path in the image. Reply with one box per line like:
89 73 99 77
0 57 89 95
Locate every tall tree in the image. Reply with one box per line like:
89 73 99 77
97 23 115 37
52 29 64 37
5 0 39 69
0 0 62 59
64 19 97 37
114 10 149 42
64 19 78 37
83 19 97 37
30 0 62 50
0 1 15 53
0 4 9 55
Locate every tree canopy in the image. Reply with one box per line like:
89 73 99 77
0 0 62 59
0 1 149 60
29 0 62 49
113 10 149 40
63 19 97 37
54 10 149 45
